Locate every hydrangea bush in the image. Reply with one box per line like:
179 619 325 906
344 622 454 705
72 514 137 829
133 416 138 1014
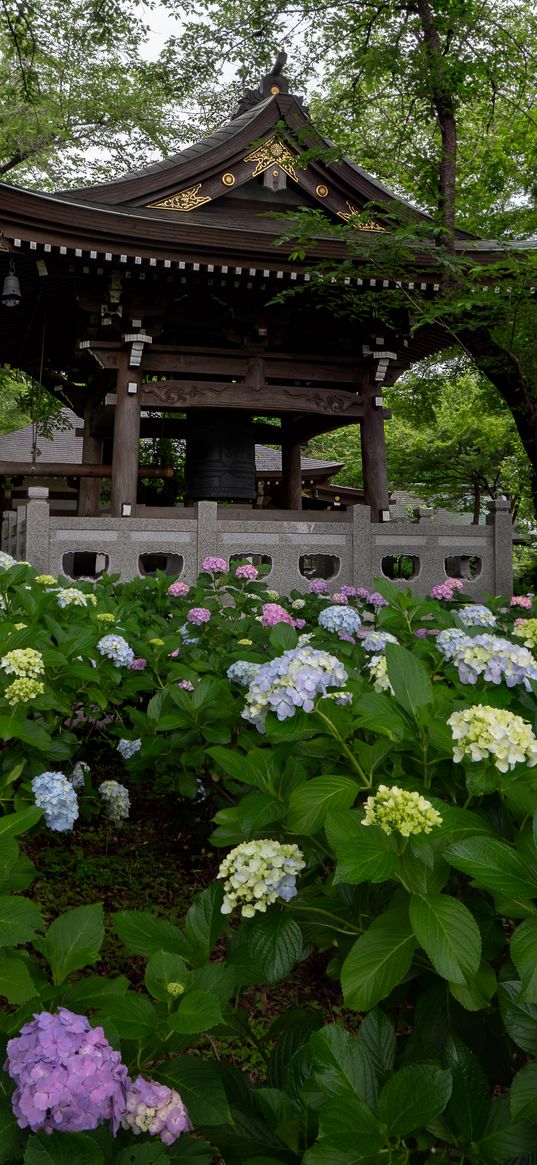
2 561 537 1160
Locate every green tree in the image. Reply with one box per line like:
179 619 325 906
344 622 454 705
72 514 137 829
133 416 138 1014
307 363 530 523
0 0 197 187
175 0 537 512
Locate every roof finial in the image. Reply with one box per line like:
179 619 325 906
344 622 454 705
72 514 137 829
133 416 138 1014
232 50 292 117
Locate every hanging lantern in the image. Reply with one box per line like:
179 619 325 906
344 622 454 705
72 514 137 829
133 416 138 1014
1 258 21 308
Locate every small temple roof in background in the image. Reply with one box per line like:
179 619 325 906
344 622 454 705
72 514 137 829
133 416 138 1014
0 410 343 478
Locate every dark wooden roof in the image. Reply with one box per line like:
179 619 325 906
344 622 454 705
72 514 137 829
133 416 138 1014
0 79 488 262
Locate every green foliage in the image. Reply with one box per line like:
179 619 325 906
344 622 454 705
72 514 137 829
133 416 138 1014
2 562 537 1160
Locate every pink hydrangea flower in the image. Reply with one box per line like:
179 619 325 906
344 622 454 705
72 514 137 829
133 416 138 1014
308 579 328 594
169 648 181 658
431 577 465 600
293 618 306 630
354 588 371 601
331 592 348 604
187 607 211 625
261 603 294 628
414 628 428 638
168 580 190 597
338 632 355 643
202 556 227 573
511 595 532 609
235 564 258 581
128 657 147 671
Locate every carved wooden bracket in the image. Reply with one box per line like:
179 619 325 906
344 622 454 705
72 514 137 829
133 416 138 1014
139 380 366 417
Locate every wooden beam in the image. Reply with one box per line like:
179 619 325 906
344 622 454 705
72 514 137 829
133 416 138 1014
111 357 141 517
0 464 174 478
140 381 365 418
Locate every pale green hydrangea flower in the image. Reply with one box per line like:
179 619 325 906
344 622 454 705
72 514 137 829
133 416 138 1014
266 590 280 602
448 703 537 773
34 574 57 586
149 638 165 647
362 785 442 836
96 612 115 625
218 838 305 918
5 678 45 705
513 618 537 650
366 654 394 694
0 648 44 678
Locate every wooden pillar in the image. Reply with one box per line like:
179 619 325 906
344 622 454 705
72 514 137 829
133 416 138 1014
360 383 390 521
281 437 302 510
78 398 104 517
110 355 141 518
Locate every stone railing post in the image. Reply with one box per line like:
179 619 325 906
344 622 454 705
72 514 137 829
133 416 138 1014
24 487 51 573
196 501 219 573
486 498 513 596
352 503 372 587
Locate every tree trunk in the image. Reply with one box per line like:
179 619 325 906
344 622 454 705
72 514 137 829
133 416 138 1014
471 477 481 525
415 0 457 245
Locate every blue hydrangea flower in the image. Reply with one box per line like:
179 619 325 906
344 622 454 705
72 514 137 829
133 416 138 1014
359 630 398 652
318 605 362 635
70 761 90 788
439 631 537 689
117 738 141 760
243 645 348 731
31 772 79 832
226 660 261 686
436 628 469 660
458 604 497 628
97 634 134 668
178 624 199 646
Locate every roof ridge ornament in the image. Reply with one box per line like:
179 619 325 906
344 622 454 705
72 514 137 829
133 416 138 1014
233 51 306 117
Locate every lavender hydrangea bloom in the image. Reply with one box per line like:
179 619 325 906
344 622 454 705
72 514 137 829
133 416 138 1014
5 1008 129 1134
97 634 134 668
436 627 469 660
308 578 328 594
117 738 141 760
31 772 79 832
187 607 211 625
121 1076 190 1145
441 631 537 689
226 659 261 686
201 556 227 573
360 630 398 653
318 605 362 635
243 645 348 731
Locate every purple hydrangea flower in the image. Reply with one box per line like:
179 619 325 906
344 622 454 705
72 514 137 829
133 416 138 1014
243 645 348 731
177 679 195 691
368 592 389 609
187 607 211 625
121 1076 190 1144
201 556 227 573
128 657 147 671
308 579 328 594
330 592 348 604
5 1009 129 1134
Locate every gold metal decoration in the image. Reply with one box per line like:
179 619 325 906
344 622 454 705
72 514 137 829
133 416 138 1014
337 201 386 230
271 85 280 94
147 184 211 212
316 184 329 198
244 136 298 181
221 173 235 186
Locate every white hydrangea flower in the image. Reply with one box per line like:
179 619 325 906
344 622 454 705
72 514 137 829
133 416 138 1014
56 588 88 608
447 704 537 773
217 839 305 917
0 648 44 678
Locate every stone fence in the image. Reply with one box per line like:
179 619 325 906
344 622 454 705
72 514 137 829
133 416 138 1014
1 488 513 596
